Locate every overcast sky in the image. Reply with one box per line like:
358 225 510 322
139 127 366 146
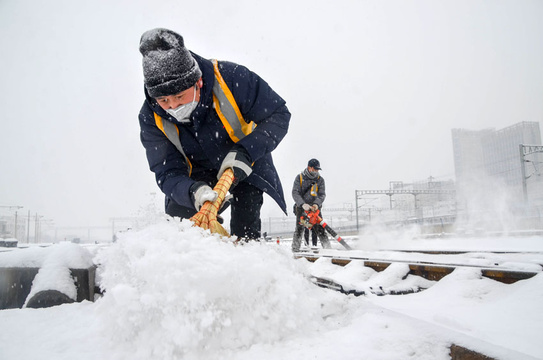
1 0 542 229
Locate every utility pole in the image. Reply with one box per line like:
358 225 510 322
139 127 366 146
520 144 528 203
14 211 18 239
34 213 43 243
355 190 359 232
27 210 31 243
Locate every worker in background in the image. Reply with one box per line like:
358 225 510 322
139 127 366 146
291 158 331 252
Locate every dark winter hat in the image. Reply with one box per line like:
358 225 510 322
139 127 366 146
139 28 202 98
308 158 321 170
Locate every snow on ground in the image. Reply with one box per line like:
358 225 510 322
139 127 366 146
0 218 542 359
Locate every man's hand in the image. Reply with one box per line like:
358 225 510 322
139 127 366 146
218 146 253 186
302 204 311 211
311 204 319 211
191 183 218 210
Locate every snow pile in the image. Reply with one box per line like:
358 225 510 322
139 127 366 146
0 241 94 269
94 219 340 359
0 242 94 306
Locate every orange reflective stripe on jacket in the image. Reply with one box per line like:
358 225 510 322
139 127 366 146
154 59 254 173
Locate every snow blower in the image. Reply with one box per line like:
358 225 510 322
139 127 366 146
300 209 352 250
190 168 234 236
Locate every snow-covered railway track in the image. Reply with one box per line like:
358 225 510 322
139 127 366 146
296 251 541 285
299 250 542 360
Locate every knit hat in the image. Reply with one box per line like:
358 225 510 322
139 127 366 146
139 28 202 98
308 158 321 170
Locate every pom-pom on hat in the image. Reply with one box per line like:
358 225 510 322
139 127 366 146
139 28 202 98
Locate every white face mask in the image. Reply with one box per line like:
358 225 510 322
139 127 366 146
166 85 198 123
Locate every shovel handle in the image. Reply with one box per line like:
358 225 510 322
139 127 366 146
210 168 234 214
190 169 235 225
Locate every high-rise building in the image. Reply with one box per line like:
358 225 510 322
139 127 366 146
452 121 543 204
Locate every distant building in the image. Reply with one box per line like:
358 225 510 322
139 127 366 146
452 121 543 230
0 214 25 241
0 218 8 238
452 121 543 200
384 177 456 229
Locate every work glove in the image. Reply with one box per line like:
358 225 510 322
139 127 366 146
190 182 218 211
218 145 253 186
311 204 319 211
302 204 311 211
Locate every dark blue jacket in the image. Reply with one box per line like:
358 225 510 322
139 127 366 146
139 53 291 213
